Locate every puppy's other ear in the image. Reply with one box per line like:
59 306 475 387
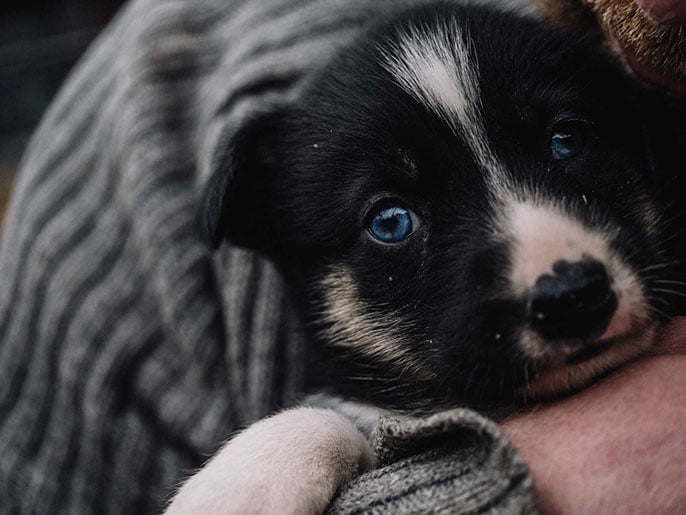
198 108 287 251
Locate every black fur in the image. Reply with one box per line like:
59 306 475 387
200 2 685 410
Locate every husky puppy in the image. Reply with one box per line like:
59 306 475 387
167 2 684 512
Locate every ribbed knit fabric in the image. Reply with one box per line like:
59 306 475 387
0 0 535 513
329 410 535 514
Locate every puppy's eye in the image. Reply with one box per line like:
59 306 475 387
368 205 418 243
551 120 588 159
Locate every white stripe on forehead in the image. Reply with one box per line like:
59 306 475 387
380 20 502 174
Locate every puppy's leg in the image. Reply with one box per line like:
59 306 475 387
165 407 375 514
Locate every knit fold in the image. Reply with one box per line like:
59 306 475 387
329 409 536 514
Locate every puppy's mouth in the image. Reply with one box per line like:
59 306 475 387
516 321 656 402
564 339 612 365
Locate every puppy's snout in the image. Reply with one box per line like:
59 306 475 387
528 259 618 341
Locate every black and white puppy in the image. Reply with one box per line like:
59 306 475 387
168 2 684 512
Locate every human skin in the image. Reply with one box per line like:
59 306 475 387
625 0 686 94
636 0 686 25
503 317 686 514
539 0 685 95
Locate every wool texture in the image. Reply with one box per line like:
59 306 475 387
0 0 535 512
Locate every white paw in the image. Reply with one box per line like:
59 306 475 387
165 407 375 514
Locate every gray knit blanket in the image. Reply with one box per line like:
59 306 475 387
0 0 535 512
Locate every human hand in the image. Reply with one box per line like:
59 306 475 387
503 317 686 514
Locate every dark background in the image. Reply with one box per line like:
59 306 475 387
0 0 124 222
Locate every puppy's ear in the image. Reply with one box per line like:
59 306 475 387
198 108 288 251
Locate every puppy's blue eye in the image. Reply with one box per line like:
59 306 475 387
369 206 416 243
551 120 587 159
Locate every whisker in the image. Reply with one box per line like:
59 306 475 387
637 261 680 274
646 305 671 320
657 228 686 247
652 280 686 287
651 288 686 298
646 295 670 306
653 207 686 229
499 370 505 399
464 363 480 393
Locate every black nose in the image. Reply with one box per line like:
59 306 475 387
528 259 618 341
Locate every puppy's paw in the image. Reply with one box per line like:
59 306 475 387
165 407 375 514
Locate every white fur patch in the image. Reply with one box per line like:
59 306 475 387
507 201 617 294
165 407 374 514
318 266 435 381
380 21 503 176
